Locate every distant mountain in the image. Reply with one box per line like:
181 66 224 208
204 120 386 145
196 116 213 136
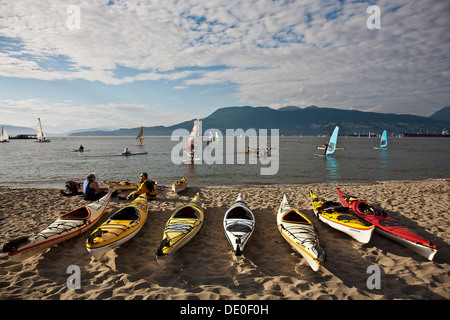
429 106 450 123
0 124 36 137
68 105 450 136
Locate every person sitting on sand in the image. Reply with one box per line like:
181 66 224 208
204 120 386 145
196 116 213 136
123 148 131 155
79 145 84 151
126 172 157 200
83 173 107 201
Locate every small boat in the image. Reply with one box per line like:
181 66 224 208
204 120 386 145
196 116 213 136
373 130 388 149
86 194 148 260
114 151 148 156
223 194 255 261
315 126 344 157
156 193 203 264
3 189 113 261
277 194 326 271
99 180 138 191
0 127 10 143
172 177 188 193
310 191 375 243
136 126 145 145
35 118 51 143
337 188 437 260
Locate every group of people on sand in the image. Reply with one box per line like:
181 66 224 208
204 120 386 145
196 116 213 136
83 172 157 201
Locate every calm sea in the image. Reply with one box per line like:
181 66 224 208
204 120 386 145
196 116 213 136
0 136 449 189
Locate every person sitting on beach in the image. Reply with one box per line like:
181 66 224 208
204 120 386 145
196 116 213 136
83 173 107 201
123 148 131 155
79 145 84 151
126 172 157 200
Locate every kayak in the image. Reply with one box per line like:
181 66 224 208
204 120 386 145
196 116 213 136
3 189 113 262
86 194 148 260
310 191 375 243
277 194 326 271
99 180 138 191
114 151 148 156
156 193 203 264
337 188 437 261
223 193 255 262
172 177 188 193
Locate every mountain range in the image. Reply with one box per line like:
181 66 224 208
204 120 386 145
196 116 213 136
68 105 450 137
2 105 449 137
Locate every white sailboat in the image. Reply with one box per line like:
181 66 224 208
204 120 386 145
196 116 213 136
136 126 145 145
183 119 201 162
373 130 387 149
0 127 10 143
35 118 50 143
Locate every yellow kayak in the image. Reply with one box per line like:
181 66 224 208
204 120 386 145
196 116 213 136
156 193 203 264
99 180 137 190
172 177 188 193
277 194 326 271
310 191 374 243
86 195 148 259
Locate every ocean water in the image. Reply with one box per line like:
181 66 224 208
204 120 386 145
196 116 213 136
0 136 449 189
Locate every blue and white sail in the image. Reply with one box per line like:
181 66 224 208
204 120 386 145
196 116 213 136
380 130 387 148
326 126 339 155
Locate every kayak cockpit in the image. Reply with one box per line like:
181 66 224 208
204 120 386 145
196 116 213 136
60 207 90 220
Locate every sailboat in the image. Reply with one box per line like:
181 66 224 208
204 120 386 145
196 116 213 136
0 127 10 143
136 126 145 145
183 119 201 162
316 126 344 156
35 118 50 143
373 130 387 149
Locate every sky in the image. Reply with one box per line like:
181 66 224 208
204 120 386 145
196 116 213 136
0 0 449 134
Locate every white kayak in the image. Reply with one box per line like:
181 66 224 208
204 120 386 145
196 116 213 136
2 189 113 262
277 194 326 271
114 151 148 156
223 193 255 262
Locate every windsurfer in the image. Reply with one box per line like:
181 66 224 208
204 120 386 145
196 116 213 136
323 142 329 156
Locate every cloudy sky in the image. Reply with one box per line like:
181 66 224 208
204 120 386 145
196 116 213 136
0 0 449 133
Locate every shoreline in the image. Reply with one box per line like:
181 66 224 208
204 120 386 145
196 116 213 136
0 179 449 300
1 177 449 191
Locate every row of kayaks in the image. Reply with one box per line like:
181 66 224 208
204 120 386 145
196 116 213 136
2 188 437 271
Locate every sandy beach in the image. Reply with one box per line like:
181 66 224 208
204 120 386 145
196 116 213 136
0 180 448 300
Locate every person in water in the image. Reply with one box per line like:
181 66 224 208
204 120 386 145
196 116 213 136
83 173 107 201
126 172 157 200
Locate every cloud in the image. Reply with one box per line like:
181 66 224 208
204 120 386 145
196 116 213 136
0 0 449 117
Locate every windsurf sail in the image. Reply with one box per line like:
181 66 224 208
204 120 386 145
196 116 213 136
136 126 145 145
184 119 201 160
326 126 339 155
380 130 387 148
0 127 9 142
36 118 50 142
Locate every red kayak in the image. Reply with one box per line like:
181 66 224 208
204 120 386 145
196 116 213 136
337 188 437 261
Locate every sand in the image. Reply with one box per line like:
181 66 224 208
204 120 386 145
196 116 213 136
0 180 449 300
